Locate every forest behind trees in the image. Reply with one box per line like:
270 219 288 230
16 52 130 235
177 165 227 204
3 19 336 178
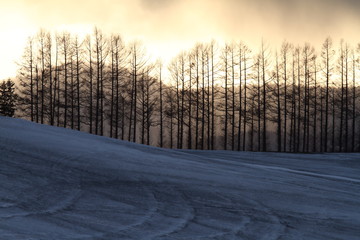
16 28 360 152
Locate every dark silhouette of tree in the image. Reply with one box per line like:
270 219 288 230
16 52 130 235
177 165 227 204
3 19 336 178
295 46 302 152
351 48 357 152
260 41 270 151
331 80 336 152
37 30 46 124
275 51 282 152
18 38 35 121
321 37 334 152
302 43 315 152
93 28 108 136
344 42 350 152
128 41 147 143
201 46 207 150
54 34 60 127
241 44 251 151
289 48 296 152
188 52 193 149
210 41 217 150
312 55 318 152
281 42 291 151
195 45 200 149
0 79 17 117
237 43 243 151
109 35 126 138
222 44 230 150
45 32 54 126
168 57 180 148
255 54 261 151
164 86 176 148
59 32 71 128
230 43 236 151
157 61 164 148
180 53 186 149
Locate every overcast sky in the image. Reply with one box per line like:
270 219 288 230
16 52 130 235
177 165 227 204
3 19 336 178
0 0 359 79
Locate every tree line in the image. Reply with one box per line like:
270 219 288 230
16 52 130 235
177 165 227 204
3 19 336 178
16 28 360 152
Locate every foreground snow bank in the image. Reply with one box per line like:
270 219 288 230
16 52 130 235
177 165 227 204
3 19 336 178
0 116 359 239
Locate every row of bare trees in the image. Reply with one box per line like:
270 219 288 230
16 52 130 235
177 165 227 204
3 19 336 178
17 29 360 152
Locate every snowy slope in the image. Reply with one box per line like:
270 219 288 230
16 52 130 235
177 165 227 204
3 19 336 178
0 116 360 240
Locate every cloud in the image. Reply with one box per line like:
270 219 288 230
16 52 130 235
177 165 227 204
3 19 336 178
1 0 359 79
139 0 177 10
12 0 360 47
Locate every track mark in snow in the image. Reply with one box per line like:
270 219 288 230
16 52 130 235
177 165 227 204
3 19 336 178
149 185 195 239
0 202 15 208
84 183 161 239
0 188 82 219
105 184 196 240
241 162 360 184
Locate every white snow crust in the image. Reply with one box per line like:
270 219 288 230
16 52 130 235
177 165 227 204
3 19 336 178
0 116 359 239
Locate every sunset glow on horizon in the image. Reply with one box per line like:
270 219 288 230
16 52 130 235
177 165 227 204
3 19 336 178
1 0 359 80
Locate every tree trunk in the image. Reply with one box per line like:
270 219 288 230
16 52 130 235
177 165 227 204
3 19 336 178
224 47 228 150
276 52 282 152
242 50 247 151
159 63 164 148
261 43 267 152
231 47 235 151
211 43 215 150
351 53 356 152
237 45 242 151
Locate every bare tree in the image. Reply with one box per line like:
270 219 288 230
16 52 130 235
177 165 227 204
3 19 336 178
59 32 71 128
275 51 282 152
188 52 193 149
260 41 271 151
210 41 216 150
230 43 236 151
158 61 164 148
351 47 358 152
128 41 147 142
84 35 94 133
312 55 318 152
242 44 251 151
18 38 35 121
222 44 230 150
195 45 201 149
281 41 291 151
321 37 334 152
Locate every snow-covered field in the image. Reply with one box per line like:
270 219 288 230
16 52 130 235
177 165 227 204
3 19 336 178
0 116 359 240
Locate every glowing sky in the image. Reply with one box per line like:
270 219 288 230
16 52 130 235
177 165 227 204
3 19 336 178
0 0 359 80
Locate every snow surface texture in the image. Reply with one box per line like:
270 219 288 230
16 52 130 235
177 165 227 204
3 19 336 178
0 116 360 240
